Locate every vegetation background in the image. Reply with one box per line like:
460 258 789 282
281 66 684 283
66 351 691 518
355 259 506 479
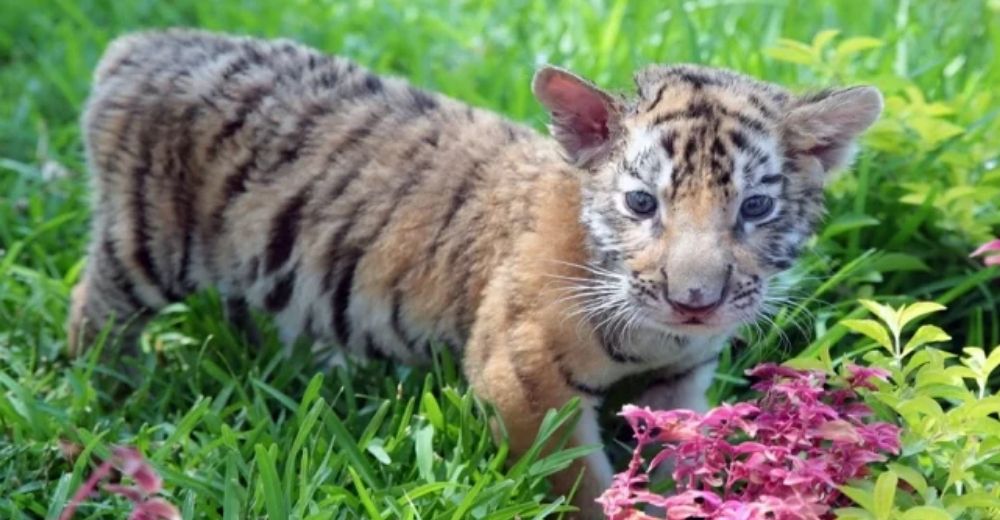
1 0 997 518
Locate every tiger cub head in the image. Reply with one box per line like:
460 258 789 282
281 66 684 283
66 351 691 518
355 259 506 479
533 64 881 338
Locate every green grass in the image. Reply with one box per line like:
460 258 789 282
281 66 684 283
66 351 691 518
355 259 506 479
1 0 999 518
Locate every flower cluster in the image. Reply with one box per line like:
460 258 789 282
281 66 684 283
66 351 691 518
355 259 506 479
598 364 901 520
59 446 179 520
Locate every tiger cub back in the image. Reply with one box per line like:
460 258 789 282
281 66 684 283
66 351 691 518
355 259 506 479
70 29 552 361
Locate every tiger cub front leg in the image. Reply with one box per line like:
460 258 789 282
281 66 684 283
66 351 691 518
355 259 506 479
465 318 611 519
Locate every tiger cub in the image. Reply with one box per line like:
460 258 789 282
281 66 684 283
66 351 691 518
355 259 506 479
68 29 881 517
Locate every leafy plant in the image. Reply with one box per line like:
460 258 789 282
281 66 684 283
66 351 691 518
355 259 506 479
805 300 1000 519
768 30 1000 246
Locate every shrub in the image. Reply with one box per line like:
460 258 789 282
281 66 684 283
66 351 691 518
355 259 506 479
831 300 1000 519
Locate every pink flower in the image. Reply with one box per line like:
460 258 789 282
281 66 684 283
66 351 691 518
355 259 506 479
846 364 891 390
59 445 179 520
971 238 1000 267
598 364 901 520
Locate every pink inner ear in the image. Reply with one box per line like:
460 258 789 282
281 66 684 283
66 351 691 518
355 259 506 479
544 74 610 143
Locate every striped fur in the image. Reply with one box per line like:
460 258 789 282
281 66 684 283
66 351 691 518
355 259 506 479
68 29 881 517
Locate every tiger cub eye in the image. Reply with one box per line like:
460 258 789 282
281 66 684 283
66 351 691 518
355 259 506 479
740 195 775 221
625 191 657 217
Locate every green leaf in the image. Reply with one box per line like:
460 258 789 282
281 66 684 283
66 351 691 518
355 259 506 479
867 253 930 273
821 213 880 239
896 395 944 419
415 424 435 483
366 440 392 465
873 471 897 520
903 325 951 356
945 490 1000 509
839 484 875 512
841 319 894 353
899 506 952 520
766 39 816 65
888 463 928 497
348 467 383 520
254 444 288 520
984 346 1000 379
812 29 841 51
836 36 884 56
833 507 875 520
899 302 946 329
223 453 242 520
859 299 901 338
421 391 444 430
321 407 381 488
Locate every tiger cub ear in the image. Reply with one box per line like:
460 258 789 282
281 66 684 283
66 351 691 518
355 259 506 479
532 66 622 168
783 86 883 174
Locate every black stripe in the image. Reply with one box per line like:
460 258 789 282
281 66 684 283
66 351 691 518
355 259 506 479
263 270 296 312
321 111 386 197
661 131 677 158
266 106 330 173
130 112 179 302
422 129 440 148
675 71 719 89
221 55 252 82
330 248 362 345
651 103 768 136
647 354 719 388
760 174 783 184
364 333 388 361
682 137 697 168
205 84 270 162
720 107 768 134
389 290 413 350
224 296 259 339
264 181 313 273
245 256 260 285
357 156 433 346
652 101 714 127
710 137 726 158
728 129 749 152
364 158 430 243
556 354 606 397
408 87 439 113
101 237 145 310
746 94 776 119
323 219 360 292
316 67 341 89
592 320 644 364
647 83 668 111
625 162 642 179
174 104 200 293
504 125 518 142
362 74 383 94
426 161 482 260
211 148 259 233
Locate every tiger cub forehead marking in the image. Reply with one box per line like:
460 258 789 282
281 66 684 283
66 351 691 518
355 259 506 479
623 65 788 202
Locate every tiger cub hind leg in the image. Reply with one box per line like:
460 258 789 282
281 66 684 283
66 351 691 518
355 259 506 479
67 243 155 359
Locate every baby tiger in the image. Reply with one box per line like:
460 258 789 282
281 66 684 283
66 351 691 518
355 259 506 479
68 29 882 517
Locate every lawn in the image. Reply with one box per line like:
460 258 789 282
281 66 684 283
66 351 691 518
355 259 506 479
1 0 998 518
